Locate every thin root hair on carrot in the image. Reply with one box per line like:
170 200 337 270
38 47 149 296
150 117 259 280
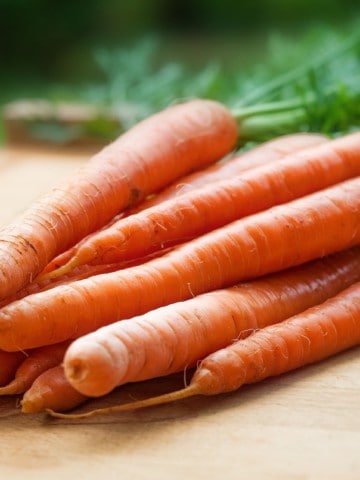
46 384 200 419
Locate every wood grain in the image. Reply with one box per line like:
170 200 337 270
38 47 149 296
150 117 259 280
0 146 359 480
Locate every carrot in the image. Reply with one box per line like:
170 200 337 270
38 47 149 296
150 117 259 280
50 279 360 418
0 176 359 352
40 132 327 278
0 246 175 309
62 246 360 397
21 365 88 414
128 132 328 212
0 341 70 395
0 350 26 387
0 99 237 300
45 131 360 275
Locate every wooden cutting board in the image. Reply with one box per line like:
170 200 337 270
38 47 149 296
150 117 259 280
0 145 359 480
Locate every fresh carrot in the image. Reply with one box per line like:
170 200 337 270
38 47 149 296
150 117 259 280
50 279 360 418
21 365 88 414
40 132 328 277
0 99 237 300
128 132 328 212
0 341 70 395
61 246 360 397
0 350 27 387
0 246 175 309
0 176 360 353
45 131 360 275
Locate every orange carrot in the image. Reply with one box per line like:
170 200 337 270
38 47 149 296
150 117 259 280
0 350 26 387
21 365 87 413
0 246 174 309
128 132 328 212
0 99 237 299
41 132 327 277
62 247 360 397
0 341 70 395
50 279 360 418
0 176 359 352
46 131 360 275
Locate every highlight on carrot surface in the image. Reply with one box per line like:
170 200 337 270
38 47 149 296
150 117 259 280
1 176 360 352
44 131 360 277
62 246 360 398
48 279 360 419
21 365 88 414
0 341 70 395
0 99 238 300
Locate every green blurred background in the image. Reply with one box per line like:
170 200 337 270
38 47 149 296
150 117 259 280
1 0 359 144
2 0 359 94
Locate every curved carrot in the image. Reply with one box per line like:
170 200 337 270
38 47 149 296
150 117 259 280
21 365 87 414
46 132 360 274
0 341 70 395
0 99 237 299
62 246 360 397
41 132 328 278
128 132 328 212
50 279 360 418
0 350 26 387
0 176 360 352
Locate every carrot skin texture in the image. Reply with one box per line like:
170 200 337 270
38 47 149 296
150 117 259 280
62 131 360 268
0 176 360 352
0 341 70 395
21 365 88 413
129 132 328 212
42 132 327 276
0 99 237 299
63 247 360 397
192 281 360 396
0 350 26 386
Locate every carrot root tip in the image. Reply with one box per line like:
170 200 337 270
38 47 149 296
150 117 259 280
46 384 201 420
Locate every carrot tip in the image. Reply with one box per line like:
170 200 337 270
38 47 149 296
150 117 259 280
37 257 80 282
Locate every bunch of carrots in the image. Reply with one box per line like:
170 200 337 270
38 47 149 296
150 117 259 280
0 97 359 420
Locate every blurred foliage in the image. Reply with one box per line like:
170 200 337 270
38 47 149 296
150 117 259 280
0 1 359 143
1 0 359 84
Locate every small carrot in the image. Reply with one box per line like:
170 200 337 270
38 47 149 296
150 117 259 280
62 246 360 397
0 341 70 395
0 176 360 352
0 99 237 299
0 350 27 387
50 278 360 418
21 365 88 414
40 132 328 277
45 131 360 275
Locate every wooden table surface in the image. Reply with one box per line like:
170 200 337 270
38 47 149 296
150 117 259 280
0 145 359 480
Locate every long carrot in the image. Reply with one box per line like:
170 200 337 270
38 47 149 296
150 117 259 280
0 176 359 353
0 246 175 309
21 365 87 414
0 350 26 387
40 132 328 278
0 99 237 299
0 341 70 395
128 132 328 212
50 279 360 418
61 247 360 397
45 132 360 275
